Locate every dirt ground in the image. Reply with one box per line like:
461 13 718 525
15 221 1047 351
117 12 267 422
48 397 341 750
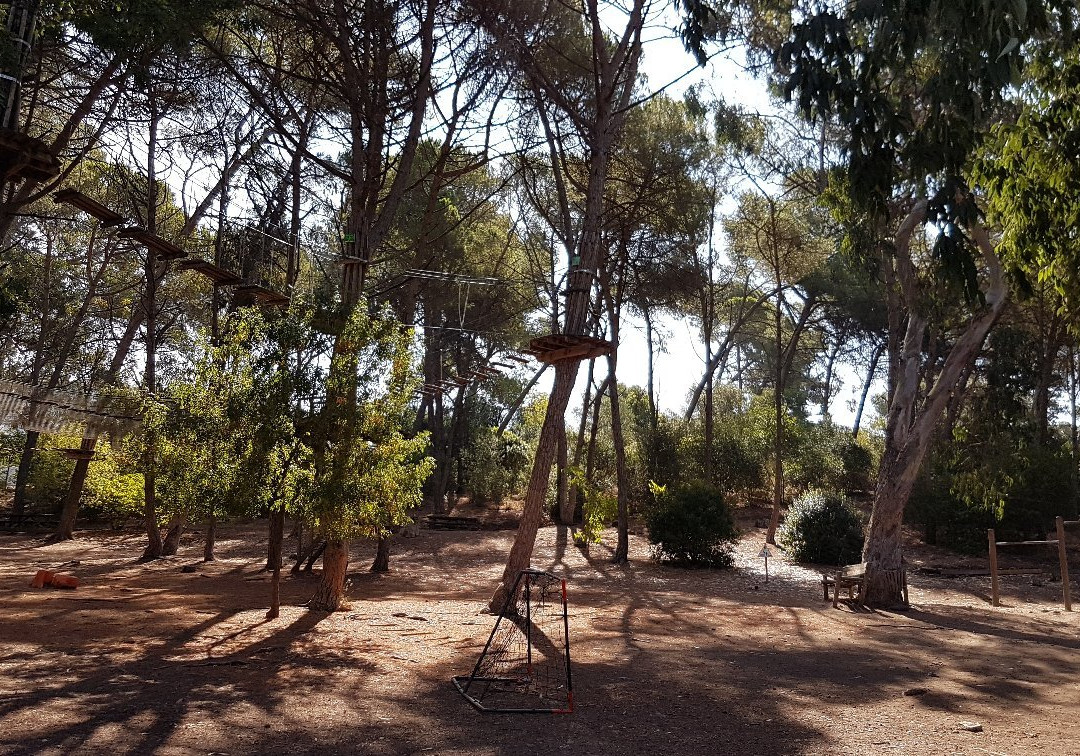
1 509 1078 756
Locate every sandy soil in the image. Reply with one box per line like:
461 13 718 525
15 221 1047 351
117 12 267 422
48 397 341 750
1 510 1078 756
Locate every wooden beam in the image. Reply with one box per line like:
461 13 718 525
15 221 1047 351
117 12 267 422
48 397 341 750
1057 516 1072 611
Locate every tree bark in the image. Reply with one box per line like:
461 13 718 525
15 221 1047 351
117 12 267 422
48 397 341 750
371 536 391 572
861 205 1008 605
608 357 630 563
266 563 282 620
161 514 185 556
267 504 285 571
203 513 216 562
310 538 349 611
11 431 38 520
557 427 571 524
488 363 578 611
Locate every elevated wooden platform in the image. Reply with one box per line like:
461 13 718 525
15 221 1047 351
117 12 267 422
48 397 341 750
53 188 126 227
116 228 188 260
176 258 244 286
526 334 612 364
0 129 60 182
233 284 289 308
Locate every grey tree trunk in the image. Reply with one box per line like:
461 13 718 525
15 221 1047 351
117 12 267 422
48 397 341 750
862 205 1008 605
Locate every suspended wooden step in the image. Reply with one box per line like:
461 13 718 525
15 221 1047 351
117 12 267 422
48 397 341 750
53 188 127 227
176 259 244 286
53 447 96 461
116 228 188 260
233 284 289 308
526 334 612 364
0 129 60 182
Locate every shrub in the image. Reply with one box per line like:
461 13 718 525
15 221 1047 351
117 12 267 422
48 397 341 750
778 490 865 565
645 481 738 568
568 467 618 546
83 446 144 524
462 427 530 504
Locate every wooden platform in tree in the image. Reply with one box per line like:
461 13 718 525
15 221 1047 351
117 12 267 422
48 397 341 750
0 129 60 182
55 447 96 460
116 228 189 260
233 284 289 308
53 189 127 227
525 334 612 364
176 259 244 286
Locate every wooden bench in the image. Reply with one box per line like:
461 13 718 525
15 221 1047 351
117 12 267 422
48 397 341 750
426 514 482 531
822 562 909 608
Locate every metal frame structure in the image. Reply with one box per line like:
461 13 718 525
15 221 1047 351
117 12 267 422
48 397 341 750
453 568 573 714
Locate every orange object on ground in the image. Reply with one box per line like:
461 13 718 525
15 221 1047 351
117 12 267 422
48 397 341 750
29 570 78 589
50 574 79 589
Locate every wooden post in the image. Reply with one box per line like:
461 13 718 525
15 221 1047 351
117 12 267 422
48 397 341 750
1057 516 1072 612
988 529 1000 607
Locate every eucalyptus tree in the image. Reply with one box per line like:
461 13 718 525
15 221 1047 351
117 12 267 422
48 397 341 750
763 0 1069 603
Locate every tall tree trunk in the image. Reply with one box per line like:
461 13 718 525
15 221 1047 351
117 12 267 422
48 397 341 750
49 437 93 540
488 364 578 611
766 264 785 545
483 0 645 614
203 513 216 562
11 430 38 519
310 539 349 611
141 93 163 562
161 513 185 556
266 563 282 620
371 536 390 572
608 357 630 563
557 428 571 524
643 307 657 427
862 206 1007 605
567 359 595 519
852 343 883 438
267 503 285 571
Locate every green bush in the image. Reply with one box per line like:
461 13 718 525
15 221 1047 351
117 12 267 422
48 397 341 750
778 490 865 565
462 427 530 504
645 481 738 568
568 467 617 546
83 447 144 524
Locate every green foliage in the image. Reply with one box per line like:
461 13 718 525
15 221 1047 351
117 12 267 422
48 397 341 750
56 0 242 55
777 490 865 565
462 427 530 504
298 308 434 541
24 442 76 511
906 321 1079 553
83 444 144 523
568 466 618 546
645 481 738 568
909 435 1077 555
786 422 874 493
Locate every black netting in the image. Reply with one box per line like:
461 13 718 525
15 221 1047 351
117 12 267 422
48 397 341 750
454 570 572 713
